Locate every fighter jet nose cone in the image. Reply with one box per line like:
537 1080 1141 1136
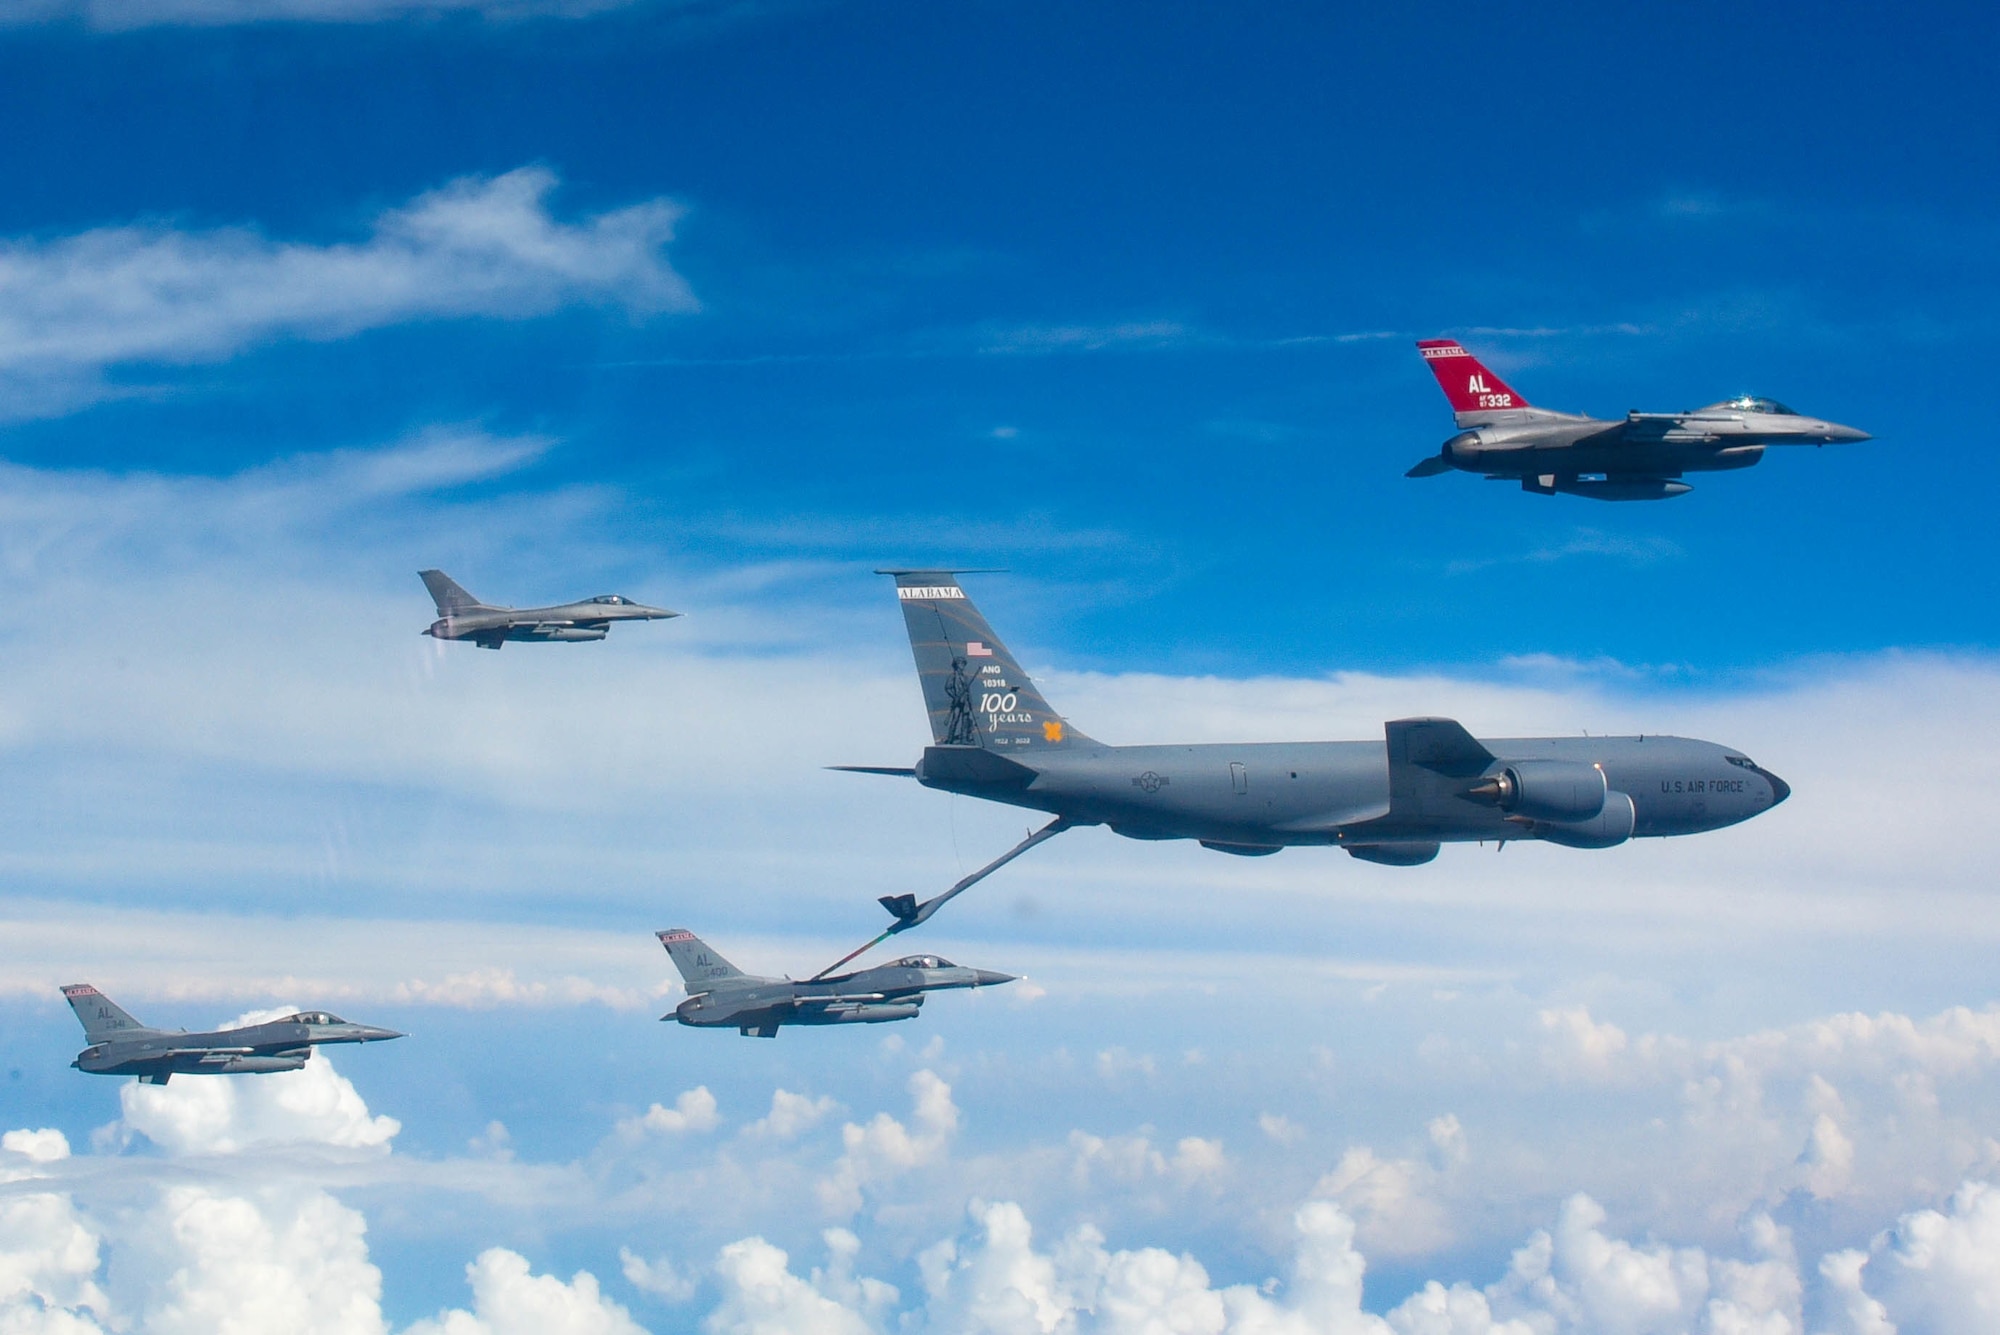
973 970 1018 987
366 1028 406 1042
1759 769 1791 807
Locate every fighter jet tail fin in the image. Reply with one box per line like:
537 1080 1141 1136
879 571 1092 751
60 984 147 1042
419 569 489 615
657 930 748 989
1417 340 1548 426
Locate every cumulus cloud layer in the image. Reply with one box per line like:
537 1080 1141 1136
698 1188 1984 1335
0 166 692 415
8 1025 2000 1333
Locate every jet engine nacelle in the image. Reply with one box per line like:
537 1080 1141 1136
829 1003 922 1024
1535 790 1636 849
1471 760 1607 823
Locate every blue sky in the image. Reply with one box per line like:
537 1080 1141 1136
0 2 1998 1332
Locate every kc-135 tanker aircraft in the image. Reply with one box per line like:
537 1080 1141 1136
61 984 402 1084
1405 339 1870 500
833 572 1787 932
658 929 1015 1037
419 569 678 648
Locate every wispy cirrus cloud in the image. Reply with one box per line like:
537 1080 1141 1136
0 166 695 416
973 319 1191 355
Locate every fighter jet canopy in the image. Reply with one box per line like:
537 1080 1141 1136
590 595 630 604
1714 395 1796 415
893 955 953 969
285 1011 345 1025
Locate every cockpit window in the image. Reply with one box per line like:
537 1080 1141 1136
591 595 625 604
893 955 949 969
1722 396 1794 416
1724 755 1757 770
288 1012 343 1025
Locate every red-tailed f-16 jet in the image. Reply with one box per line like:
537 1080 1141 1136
1406 339 1869 500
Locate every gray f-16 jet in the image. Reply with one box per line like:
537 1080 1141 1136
62 984 401 1084
1405 339 1870 500
420 570 678 649
833 573 1787 930
658 929 1014 1037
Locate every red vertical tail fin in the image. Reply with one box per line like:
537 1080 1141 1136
1417 340 1531 417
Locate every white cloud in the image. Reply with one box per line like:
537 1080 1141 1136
1316 1147 1453 1259
1259 1114 1304 1147
1486 1194 1713 1334
0 166 692 415
112 1048 400 1156
748 1089 837 1140
1095 1048 1158 1082
1 1128 72 1164
816 1070 957 1217
1798 1112 1856 1201
1846 1180 2000 1335
117 1183 385 1335
1426 1115 1467 1170
706 1231 891 1335
1537 1006 1636 1076
1171 1137 1228 1184
622 1087 721 1137
619 1248 698 1303
408 1248 646 1335
0 1185 109 1331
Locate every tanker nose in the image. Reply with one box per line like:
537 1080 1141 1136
1757 767 1791 807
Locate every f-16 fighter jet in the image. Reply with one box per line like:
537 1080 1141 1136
62 984 401 1084
657 929 1015 1037
1406 339 1869 500
834 573 1788 903
420 570 678 649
